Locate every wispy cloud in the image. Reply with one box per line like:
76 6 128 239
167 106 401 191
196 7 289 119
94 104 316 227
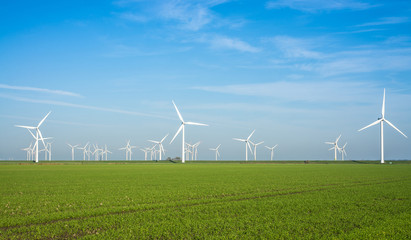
355 17 409 27
0 94 172 120
0 84 82 97
266 0 377 12
118 0 229 31
208 35 260 53
268 36 324 59
193 81 379 103
266 35 411 76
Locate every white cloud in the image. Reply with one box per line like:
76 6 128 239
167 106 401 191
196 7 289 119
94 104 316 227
355 17 409 27
0 84 82 97
267 35 411 76
0 94 172 120
269 36 324 59
266 0 377 12
193 81 380 103
209 35 260 53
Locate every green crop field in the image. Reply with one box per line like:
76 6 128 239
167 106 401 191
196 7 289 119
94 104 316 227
1 161 410 239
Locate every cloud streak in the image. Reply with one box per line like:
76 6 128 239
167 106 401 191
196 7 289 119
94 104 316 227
355 17 409 27
0 84 82 97
266 0 377 12
0 94 173 120
209 35 260 53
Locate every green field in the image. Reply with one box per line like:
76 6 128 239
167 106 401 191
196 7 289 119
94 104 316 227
1 162 410 239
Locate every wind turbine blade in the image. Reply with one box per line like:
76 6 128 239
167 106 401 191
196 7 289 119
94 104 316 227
16 125 37 130
385 119 408 138
216 144 221 150
233 138 246 142
37 130 47 149
325 142 334 145
148 140 159 144
172 101 184 122
37 111 51 128
170 124 183 144
247 129 256 140
328 147 335 151
247 142 253 153
161 134 169 142
185 122 208 126
336 134 341 143
382 88 385 118
265 146 270 149
358 119 381 132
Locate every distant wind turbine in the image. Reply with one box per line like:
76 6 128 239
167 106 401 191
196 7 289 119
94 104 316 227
15 112 51 163
339 142 347 161
265 144 278 161
148 134 168 161
170 101 208 163
209 144 221 161
250 140 264 161
68 144 78 161
325 134 341 161
233 130 255 161
358 89 407 163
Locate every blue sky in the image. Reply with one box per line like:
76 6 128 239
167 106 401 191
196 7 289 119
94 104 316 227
1 0 410 160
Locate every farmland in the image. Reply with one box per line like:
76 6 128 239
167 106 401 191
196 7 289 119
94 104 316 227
1 162 410 239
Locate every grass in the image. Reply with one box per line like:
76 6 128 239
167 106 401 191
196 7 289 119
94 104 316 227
0 162 410 239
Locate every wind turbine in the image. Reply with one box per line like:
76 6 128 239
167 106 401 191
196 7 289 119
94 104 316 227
325 134 341 161
233 130 255 161
77 142 89 161
339 142 347 161
265 144 278 161
193 141 201 160
148 134 168 161
358 89 407 163
68 144 78 161
250 140 264 161
15 111 51 163
209 144 221 161
170 101 208 163
22 143 33 161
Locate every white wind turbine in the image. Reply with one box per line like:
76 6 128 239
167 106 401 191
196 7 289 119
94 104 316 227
148 134 168 161
140 148 150 161
22 143 33 161
46 142 53 161
250 140 264 161
193 141 201 160
233 130 255 161
358 89 407 163
77 142 89 161
170 101 208 163
68 144 78 161
325 134 341 161
339 142 347 161
15 111 51 163
209 144 221 161
265 144 278 161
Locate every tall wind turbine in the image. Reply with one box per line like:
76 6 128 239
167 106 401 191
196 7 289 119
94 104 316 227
233 130 255 161
68 144 78 161
170 101 208 163
265 144 278 161
250 141 264 161
77 142 89 161
209 144 221 161
325 134 341 161
15 111 51 163
358 89 407 163
148 134 168 161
